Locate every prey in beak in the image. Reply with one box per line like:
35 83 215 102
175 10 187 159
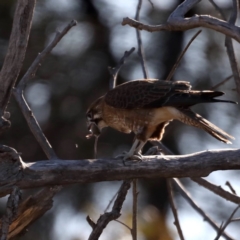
86 122 101 139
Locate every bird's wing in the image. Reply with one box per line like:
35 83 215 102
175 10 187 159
105 79 191 109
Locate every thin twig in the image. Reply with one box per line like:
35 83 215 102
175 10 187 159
147 0 154 10
209 0 240 95
13 93 58 160
0 187 21 240
173 178 234 240
230 217 240 222
225 181 237 195
114 219 132 231
214 205 240 240
132 179 138 240
131 3 149 239
166 30 202 81
210 75 233 90
209 0 226 19
109 47 135 89
13 20 77 160
86 216 96 229
225 0 240 96
17 20 77 91
104 189 119 213
135 0 148 79
88 180 132 240
191 178 240 204
153 141 240 205
167 179 185 240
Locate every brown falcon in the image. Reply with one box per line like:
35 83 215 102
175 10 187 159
86 79 236 160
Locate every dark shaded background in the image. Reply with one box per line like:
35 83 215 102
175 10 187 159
0 0 239 239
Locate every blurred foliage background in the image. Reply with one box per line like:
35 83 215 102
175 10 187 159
0 0 240 239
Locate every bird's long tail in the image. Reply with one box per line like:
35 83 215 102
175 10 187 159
179 109 234 144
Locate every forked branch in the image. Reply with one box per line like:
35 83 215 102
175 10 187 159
122 0 240 43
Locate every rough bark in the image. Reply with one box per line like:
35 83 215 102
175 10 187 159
0 148 239 195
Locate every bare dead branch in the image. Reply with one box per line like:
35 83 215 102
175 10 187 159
0 0 36 114
225 181 237 195
154 142 240 204
5 186 61 239
13 20 77 160
224 0 240 96
0 148 239 193
166 30 202 81
206 0 240 95
132 179 138 240
135 0 148 79
230 217 240 222
12 94 58 160
122 0 240 43
109 47 135 89
173 178 234 240
210 75 233 90
209 0 226 18
114 219 132 231
17 20 77 91
88 180 131 240
167 179 185 240
104 190 119 213
86 216 96 229
0 19 76 239
214 205 240 240
0 187 21 240
192 177 240 204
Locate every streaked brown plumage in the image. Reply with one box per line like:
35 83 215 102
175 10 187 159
86 79 236 159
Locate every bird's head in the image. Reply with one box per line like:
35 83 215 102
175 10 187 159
86 96 107 138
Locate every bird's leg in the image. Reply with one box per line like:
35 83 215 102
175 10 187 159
134 140 146 155
123 140 146 161
115 139 144 161
125 139 140 158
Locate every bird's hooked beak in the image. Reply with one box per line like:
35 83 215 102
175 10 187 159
86 121 101 139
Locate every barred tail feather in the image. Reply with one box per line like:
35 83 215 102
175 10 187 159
179 110 234 144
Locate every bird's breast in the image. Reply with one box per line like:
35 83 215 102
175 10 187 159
102 103 181 134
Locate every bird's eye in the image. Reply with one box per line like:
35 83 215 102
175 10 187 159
86 112 92 119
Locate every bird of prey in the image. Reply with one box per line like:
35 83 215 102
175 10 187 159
86 79 236 160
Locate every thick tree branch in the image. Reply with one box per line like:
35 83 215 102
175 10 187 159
0 0 36 113
0 148 239 193
122 0 240 43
